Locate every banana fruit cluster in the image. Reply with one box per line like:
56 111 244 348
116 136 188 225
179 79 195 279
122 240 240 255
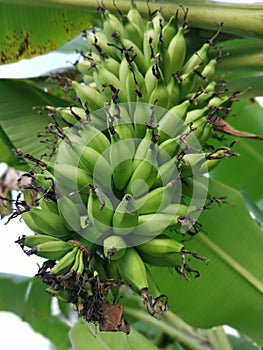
17 3 240 332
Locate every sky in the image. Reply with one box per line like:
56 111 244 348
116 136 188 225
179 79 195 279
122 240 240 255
0 0 262 348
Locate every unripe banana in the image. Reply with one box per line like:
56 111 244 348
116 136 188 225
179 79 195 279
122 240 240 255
122 38 148 75
15 234 61 249
119 57 137 103
144 66 157 98
162 13 179 48
185 106 209 124
125 142 158 198
71 81 108 111
51 245 79 275
27 240 76 260
48 163 93 195
116 247 148 292
136 237 183 257
158 138 180 164
133 102 152 139
167 25 187 77
103 10 124 37
112 194 138 235
138 249 183 268
87 186 114 233
76 249 86 276
87 30 121 60
143 21 159 65
123 17 144 50
93 65 121 96
132 212 176 237
103 235 127 260
76 125 111 155
155 156 180 188
102 56 121 78
127 3 144 32
149 78 171 109
105 258 122 280
136 180 179 215
57 195 82 232
68 247 82 275
182 42 210 74
109 130 134 192
133 127 152 168
76 145 112 189
158 100 190 142
22 206 71 240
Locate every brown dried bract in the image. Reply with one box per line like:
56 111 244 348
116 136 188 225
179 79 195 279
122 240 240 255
99 303 130 334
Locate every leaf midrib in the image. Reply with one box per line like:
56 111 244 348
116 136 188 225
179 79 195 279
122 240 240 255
198 231 263 294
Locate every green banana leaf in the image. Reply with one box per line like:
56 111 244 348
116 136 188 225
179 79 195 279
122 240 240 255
150 178 263 346
0 79 69 162
0 125 24 169
0 0 262 65
210 98 263 202
69 320 159 350
0 273 71 350
0 2 98 64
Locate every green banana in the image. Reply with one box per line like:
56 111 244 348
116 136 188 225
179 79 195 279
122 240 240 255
76 125 111 155
103 10 124 37
133 102 152 139
155 156 180 188
77 144 112 189
51 245 79 275
143 21 159 65
136 180 179 215
182 42 210 74
122 38 148 75
144 66 157 98
132 212 176 237
158 100 190 142
125 142 158 198
157 138 181 164
57 195 82 232
149 78 171 109
87 186 113 234
71 81 108 111
48 163 93 194
103 235 127 260
109 129 134 192
133 127 152 168
87 30 121 60
26 240 76 260
76 249 85 276
112 194 139 235
116 247 148 292
15 234 61 249
93 65 121 96
127 3 144 32
137 237 183 257
22 206 71 240
167 24 187 77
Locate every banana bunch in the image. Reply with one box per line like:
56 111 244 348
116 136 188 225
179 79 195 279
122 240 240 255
18 3 243 332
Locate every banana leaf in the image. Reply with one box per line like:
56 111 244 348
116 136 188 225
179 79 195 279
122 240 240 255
150 178 263 345
210 98 263 202
0 273 71 350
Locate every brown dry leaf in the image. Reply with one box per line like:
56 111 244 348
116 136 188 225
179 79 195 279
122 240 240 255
208 116 263 140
